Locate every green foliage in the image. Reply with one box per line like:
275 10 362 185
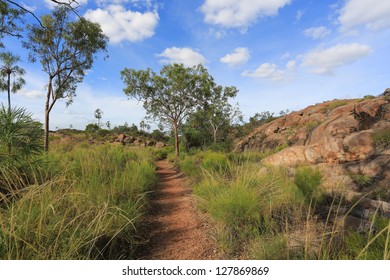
344 217 390 260
0 144 157 259
94 108 103 127
249 111 276 126
362 95 375 100
121 63 238 156
201 152 229 174
0 106 43 164
294 167 323 203
349 173 373 188
0 1 25 48
85 123 99 133
249 235 288 259
305 121 322 133
372 129 390 150
0 51 26 111
179 150 389 259
321 100 348 113
24 6 108 151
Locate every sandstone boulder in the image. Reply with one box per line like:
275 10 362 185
156 141 165 148
123 135 135 144
116 134 126 143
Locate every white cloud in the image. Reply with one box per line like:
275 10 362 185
96 0 153 8
208 28 227 39
220 47 250 67
303 26 331 39
242 60 296 81
296 10 304 21
157 47 207 67
45 0 88 9
22 3 37 12
338 0 390 32
200 0 291 28
84 4 159 43
301 43 372 74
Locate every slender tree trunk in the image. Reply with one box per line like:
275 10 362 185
209 120 219 144
44 106 50 152
173 121 180 157
44 84 51 152
7 73 11 114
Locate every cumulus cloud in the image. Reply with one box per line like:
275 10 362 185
200 0 291 28
220 47 250 67
242 60 296 81
157 47 207 67
338 0 390 32
301 43 372 74
303 26 331 39
84 4 159 43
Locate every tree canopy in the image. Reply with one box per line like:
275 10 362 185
121 63 238 156
24 6 108 151
0 51 25 112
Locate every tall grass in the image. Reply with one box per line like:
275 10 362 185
0 143 157 259
178 150 390 259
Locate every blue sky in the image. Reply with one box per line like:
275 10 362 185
2 0 390 130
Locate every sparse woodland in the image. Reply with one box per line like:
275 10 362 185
0 1 389 260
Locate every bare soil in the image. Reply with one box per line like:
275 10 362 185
135 160 220 260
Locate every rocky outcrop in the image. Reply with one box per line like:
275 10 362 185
236 96 389 165
235 95 390 213
114 134 167 148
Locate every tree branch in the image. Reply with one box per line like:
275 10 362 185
5 0 43 28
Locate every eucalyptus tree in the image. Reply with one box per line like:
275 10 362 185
0 1 24 47
121 63 238 156
24 6 108 151
0 51 25 113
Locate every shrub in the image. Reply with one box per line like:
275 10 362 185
0 106 43 164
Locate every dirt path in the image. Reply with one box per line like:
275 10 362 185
136 160 220 260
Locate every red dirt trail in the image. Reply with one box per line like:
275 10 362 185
136 160 220 260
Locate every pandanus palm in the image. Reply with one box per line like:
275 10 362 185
0 52 25 113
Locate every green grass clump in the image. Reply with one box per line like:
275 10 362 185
344 216 390 260
201 152 229 174
305 121 322 133
178 150 388 260
0 144 157 259
294 167 323 203
321 100 348 113
372 129 390 150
